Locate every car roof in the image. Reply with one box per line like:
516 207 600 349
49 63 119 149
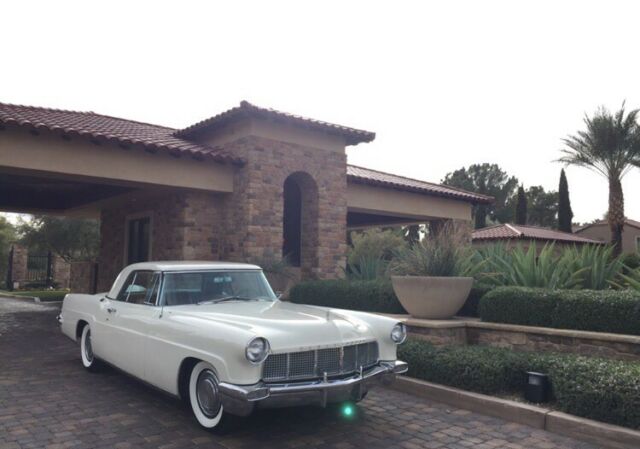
107 261 263 298
125 260 262 272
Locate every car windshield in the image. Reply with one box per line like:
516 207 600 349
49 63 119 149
160 270 277 306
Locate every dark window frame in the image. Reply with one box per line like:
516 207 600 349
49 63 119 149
115 270 161 306
126 215 152 265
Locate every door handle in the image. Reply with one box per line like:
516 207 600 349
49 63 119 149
106 307 117 314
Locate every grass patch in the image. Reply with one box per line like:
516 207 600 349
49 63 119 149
1 290 69 301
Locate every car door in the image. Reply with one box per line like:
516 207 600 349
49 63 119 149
96 271 161 379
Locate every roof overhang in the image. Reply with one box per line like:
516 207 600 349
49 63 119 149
175 101 376 146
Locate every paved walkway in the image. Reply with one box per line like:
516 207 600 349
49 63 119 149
0 298 601 449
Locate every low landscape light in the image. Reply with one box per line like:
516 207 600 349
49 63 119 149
524 371 550 403
341 403 355 418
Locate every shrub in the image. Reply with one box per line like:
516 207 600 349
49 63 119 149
398 339 640 429
348 229 406 266
622 252 640 272
399 340 528 394
346 255 389 281
288 279 405 314
478 287 561 327
479 286 640 335
552 289 640 335
389 223 484 277
457 283 493 317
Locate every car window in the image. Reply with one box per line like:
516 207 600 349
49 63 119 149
116 271 160 305
161 270 276 306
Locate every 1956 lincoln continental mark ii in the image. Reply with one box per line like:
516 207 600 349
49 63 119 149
58 261 408 430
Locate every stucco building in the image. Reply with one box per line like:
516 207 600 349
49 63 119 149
574 218 640 254
0 100 491 292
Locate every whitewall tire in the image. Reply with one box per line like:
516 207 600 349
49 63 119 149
80 324 101 372
189 361 225 429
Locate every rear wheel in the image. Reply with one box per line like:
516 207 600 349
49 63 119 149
80 324 101 372
188 361 226 430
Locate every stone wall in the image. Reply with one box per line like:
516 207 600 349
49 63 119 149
69 261 98 294
218 136 348 279
97 191 224 291
97 133 349 286
52 254 70 289
406 319 640 361
466 325 640 361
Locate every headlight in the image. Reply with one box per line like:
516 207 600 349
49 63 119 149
245 337 270 364
390 323 407 344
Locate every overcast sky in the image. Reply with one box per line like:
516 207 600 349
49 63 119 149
2 0 640 223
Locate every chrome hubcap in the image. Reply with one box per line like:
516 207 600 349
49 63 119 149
196 370 221 418
84 329 93 362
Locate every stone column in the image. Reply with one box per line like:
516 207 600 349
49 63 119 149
10 243 28 289
52 255 71 289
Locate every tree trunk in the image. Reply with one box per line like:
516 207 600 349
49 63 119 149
608 177 625 256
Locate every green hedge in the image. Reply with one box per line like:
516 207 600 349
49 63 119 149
479 287 640 335
457 283 493 317
399 340 640 429
289 280 406 314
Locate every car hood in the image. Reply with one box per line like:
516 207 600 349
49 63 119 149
165 300 376 352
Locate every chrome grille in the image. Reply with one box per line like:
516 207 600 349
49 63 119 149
262 341 379 382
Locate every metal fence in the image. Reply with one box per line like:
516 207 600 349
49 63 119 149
28 253 51 281
5 250 54 290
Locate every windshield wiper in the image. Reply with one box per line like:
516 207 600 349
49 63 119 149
197 296 260 305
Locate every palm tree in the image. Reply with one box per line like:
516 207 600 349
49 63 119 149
559 103 640 255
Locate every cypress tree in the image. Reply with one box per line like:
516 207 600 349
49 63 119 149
558 169 574 232
515 186 527 225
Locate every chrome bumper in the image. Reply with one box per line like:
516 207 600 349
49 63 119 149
218 360 408 416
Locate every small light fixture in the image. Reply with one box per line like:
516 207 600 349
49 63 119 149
341 403 356 419
524 371 550 403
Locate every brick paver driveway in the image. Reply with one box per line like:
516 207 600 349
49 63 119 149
0 298 600 449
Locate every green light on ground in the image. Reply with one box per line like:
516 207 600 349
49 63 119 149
342 404 355 417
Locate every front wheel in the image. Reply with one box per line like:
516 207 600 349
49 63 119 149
80 324 102 372
189 361 226 430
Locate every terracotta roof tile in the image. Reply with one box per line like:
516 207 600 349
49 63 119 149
347 165 494 204
175 101 375 146
0 102 243 164
472 224 604 244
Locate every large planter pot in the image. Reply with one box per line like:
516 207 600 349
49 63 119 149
391 276 473 319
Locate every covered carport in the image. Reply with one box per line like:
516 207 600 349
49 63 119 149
0 103 240 291
346 165 492 231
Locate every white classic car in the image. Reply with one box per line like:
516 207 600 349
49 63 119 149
58 261 408 430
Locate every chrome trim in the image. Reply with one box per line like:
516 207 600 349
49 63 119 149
391 323 407 344
262 340 379 382
218 360 407 417
245 337 270 365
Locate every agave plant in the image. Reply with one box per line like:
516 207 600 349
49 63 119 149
558 244 625 290
482 243 584 289
615 267 640 292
